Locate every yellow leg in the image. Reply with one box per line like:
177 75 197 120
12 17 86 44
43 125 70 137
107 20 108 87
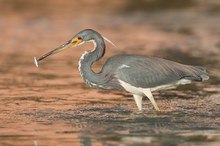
133 94 143 111
143 89 160 111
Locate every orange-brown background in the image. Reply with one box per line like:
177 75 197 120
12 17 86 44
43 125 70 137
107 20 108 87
0 0 220 146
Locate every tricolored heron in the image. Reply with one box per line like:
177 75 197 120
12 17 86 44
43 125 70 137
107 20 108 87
34 29 209 111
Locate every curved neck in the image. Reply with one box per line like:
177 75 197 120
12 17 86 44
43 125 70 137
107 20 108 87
78 38 106 88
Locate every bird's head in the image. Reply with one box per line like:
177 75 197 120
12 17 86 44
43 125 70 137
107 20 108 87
74 29 102 43
34 29 100 67
34 29 117 67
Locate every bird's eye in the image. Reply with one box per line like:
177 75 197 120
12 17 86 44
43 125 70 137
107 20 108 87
78 37 82 40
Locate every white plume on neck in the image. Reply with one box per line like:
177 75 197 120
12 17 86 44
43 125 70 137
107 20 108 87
102 36 118 49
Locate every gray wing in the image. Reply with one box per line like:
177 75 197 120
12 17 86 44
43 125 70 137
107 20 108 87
114 56 209 88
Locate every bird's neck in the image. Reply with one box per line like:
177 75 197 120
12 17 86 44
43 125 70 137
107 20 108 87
78 39 106 88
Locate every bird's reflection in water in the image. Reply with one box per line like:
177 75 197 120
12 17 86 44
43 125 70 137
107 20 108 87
56 107 217 146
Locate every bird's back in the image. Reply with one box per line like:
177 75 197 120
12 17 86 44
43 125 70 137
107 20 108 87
102 54 209 89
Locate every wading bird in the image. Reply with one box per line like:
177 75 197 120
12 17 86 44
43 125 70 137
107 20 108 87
34 29 209 111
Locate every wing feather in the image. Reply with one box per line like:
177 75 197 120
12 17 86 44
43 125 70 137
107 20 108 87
115 57 208 88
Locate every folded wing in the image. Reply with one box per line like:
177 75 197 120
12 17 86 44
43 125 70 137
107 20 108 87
116 57 209 88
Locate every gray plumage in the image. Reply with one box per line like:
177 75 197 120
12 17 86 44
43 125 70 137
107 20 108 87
35 29 209 111
103 55 208 88
77 29 208 90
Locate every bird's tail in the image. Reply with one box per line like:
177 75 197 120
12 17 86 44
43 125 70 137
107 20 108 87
186 66 209 81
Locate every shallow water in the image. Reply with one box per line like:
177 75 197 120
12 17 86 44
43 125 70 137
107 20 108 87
1 2 220 145
1 46 219 146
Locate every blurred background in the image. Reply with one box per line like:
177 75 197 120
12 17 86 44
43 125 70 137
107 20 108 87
0 0 220 146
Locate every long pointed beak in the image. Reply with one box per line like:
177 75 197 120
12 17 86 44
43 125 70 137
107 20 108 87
34 37 82 67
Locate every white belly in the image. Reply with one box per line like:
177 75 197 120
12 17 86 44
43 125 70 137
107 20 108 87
118 80 145 95
118 79 192 94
